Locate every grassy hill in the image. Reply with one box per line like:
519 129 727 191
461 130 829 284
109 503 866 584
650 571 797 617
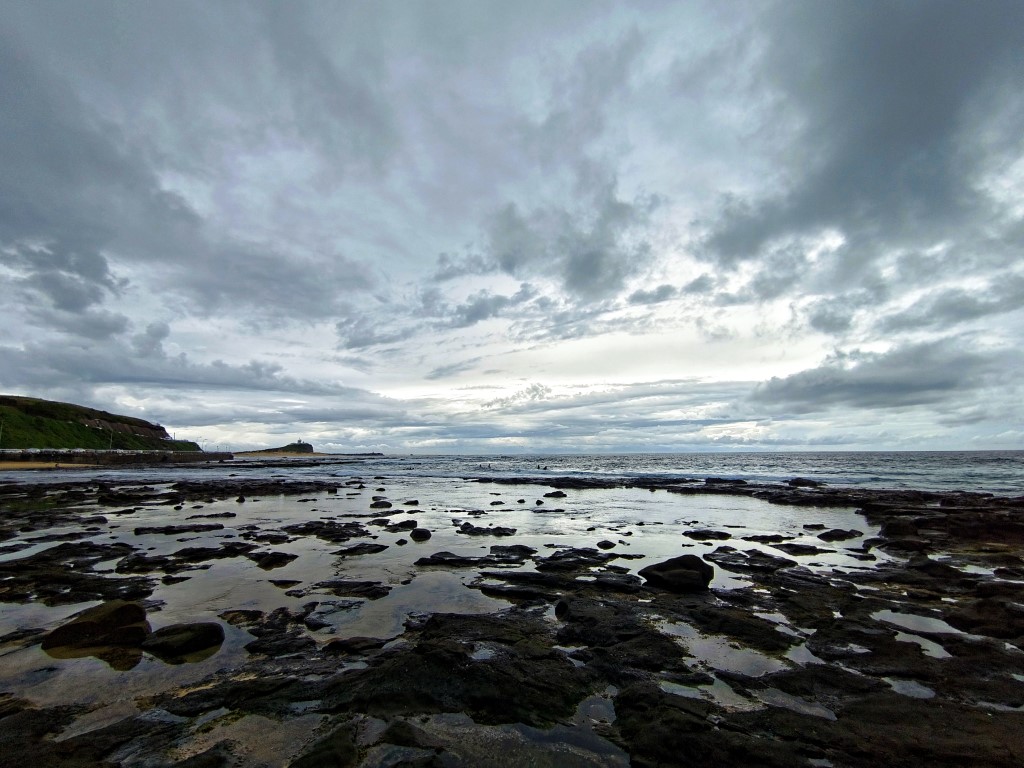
0 395 201 451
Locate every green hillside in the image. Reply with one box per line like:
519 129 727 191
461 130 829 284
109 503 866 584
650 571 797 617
0 396 201 451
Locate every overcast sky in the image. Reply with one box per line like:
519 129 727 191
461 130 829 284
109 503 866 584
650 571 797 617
2 0 1023 453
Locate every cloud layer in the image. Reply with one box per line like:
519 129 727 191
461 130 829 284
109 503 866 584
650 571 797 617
2 1 1022 451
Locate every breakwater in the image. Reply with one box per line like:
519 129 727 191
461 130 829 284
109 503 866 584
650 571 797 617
0 449 233 465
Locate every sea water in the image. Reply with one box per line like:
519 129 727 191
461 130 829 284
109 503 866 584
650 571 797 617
4 450 1021 494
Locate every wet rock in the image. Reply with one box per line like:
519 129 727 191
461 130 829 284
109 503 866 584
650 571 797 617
536 547 618 573
945 598 1024 639
787 477 822 488
705 546 797 573
323 636 391 655
683 529 732 541
742 534 789 543
290 722 357 768
410 528 432 542
245 550 298 570
593 572 643 593
880 519 917 537
456 522 516 537
818 528 863 542
614 682 802 768
418 545 535 569
379 719 444 749
772 542 834 556
319 612 596 727
543 490 567 498
133 523 225 536
141 622 225 663
332 543 390 557
638 554 713 592
385 519 418 532
596 539 616 550
175 742 238 768
314 580 393 599
370 500 393 509
282 520 372 543
416 551 483 568
0 542 153 605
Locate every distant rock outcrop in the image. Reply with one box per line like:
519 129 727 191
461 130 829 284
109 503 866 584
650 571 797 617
252 441 315 454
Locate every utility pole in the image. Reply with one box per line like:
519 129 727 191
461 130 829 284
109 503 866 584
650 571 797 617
108 428 114 450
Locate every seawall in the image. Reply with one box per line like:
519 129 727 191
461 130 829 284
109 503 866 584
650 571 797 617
0 449 234 465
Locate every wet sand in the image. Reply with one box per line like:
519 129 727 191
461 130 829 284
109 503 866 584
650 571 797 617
1 471 1022 766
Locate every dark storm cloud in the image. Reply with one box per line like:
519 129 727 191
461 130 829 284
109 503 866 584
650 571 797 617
30 309 130 341
751 338 1016 413
485 178 660 301
703 0 1024 270
0 4 379 333
628 284 677 305
259 3 399 173
877 273 1024 332
0 337 350 397
450 285 535 328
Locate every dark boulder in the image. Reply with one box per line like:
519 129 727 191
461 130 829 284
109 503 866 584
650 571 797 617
332 543 389 557
638 554 713 592
817 528 863 542
141 622 225 663
683 529 731 541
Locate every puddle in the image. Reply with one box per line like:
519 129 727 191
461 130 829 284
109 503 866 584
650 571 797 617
755 687 836 720
785 642 825 665
884 678 935 699
658 621 790 677
659 677 763 711
470 644 497 661
872 610 964 635
894 631 951 659
571 686 618 726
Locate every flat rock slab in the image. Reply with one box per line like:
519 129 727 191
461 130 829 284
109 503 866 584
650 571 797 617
133 523 224 536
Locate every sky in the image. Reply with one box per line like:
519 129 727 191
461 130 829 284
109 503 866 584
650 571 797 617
2 0 1023 453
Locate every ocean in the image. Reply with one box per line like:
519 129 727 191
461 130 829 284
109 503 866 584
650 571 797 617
3 449 1022 494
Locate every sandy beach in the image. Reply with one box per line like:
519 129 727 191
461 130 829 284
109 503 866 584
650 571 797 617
1 467 1022 766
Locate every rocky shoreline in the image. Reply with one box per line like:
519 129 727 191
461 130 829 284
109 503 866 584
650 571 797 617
1 472 1023 767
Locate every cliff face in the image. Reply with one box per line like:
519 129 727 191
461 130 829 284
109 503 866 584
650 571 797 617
78 418 172 441
0 396 200 451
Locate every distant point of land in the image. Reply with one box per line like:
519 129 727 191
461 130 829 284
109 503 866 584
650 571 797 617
246 441 316 455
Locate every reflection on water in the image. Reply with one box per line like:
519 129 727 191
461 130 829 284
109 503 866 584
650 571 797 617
657 620 791 677
872 610 964 635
